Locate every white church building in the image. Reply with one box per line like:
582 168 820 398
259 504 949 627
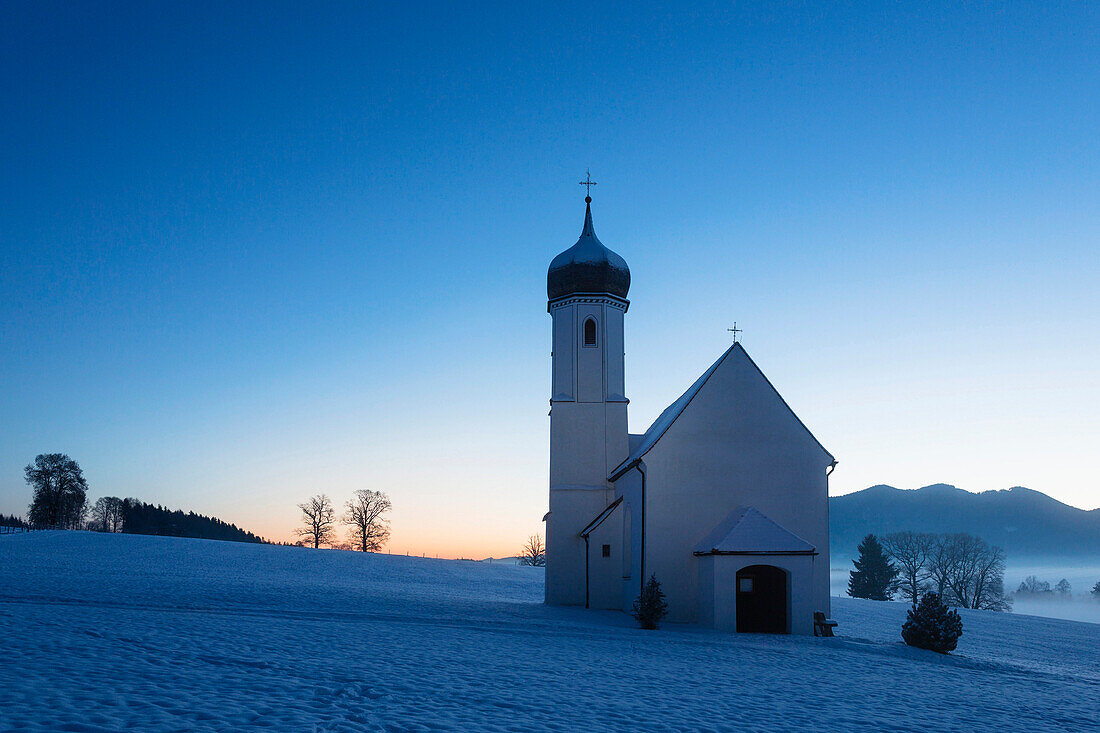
544 195 836 635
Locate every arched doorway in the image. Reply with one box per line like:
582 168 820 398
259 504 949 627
736 565 788 633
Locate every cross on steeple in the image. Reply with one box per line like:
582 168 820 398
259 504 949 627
728 322 742 343
579 170 597 200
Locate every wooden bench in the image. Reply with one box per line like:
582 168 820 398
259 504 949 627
813 611 837 637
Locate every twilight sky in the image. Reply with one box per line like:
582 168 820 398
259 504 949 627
2 2 1097 557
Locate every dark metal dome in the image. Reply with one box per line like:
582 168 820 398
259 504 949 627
547 200 630 301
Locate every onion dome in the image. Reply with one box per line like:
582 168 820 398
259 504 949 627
547 197 630 301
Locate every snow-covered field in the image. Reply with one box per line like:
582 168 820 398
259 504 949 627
2 533 1097 732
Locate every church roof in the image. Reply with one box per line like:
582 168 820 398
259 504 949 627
693 506 816 555
580 496 623 538
547 199 630 302
608 342 834 481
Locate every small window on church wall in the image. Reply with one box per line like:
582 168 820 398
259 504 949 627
583 317 597 347
602 544 611 557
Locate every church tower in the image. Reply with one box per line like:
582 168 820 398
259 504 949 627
545 193 630 606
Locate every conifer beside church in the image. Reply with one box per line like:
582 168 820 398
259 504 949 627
633 574 669 630
848 533 898 600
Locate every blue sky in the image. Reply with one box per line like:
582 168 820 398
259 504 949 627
2 2 1097 555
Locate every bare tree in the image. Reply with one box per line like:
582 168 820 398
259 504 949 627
343 489 391 552
936 533 1009 611
969 541 1010 611
926 532 960 598
944 533 984 608
89 496 124 533
296 494 336 549
882 531 934 606
520 534 546 566
1017 576 1051 596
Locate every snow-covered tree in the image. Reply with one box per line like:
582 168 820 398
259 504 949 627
1092 580 1100 599
902 592 963 653
848 534 898 601
1055 578 1071 597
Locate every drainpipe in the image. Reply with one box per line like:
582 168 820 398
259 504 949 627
584 535 590 609
633 462 647 598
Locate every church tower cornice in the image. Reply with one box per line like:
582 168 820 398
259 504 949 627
547 293 629 313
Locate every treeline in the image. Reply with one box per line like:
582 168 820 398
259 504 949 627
849 531 1010 611
0 514 29 528
21 453 266 544
107 499 266 544
1014 576 1100 601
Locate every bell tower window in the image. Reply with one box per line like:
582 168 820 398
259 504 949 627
583 317 598 347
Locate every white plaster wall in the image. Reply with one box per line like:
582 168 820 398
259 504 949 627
705 556 816 634
546 486 614 606
546 297 630 608
604 307 626 402
586 507 623 610
696 555 716 628
613 471 645 610
551 307 574 401
577 304 603 402
550 403 627 488
641 347 833 623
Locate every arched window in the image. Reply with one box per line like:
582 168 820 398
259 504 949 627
583 317 597 347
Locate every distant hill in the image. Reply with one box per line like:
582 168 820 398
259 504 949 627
830 484 1100 561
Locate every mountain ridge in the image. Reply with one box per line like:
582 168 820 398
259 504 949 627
829 484 1100 560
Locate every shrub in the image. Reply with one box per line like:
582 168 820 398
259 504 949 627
632 574 668 630
902 592 963 653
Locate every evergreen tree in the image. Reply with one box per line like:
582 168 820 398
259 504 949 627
902 592 963 653
847 533 898 600
632 574 669 630
1091 580 1100 599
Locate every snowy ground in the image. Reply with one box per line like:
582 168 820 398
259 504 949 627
2 533 1097 732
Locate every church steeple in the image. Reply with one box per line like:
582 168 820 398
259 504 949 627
547 196 630 303
545 186 631 607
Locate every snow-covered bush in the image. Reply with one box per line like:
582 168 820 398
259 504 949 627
632 574 668 630
902 592 963 653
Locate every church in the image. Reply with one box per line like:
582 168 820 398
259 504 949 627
544 194 835 634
